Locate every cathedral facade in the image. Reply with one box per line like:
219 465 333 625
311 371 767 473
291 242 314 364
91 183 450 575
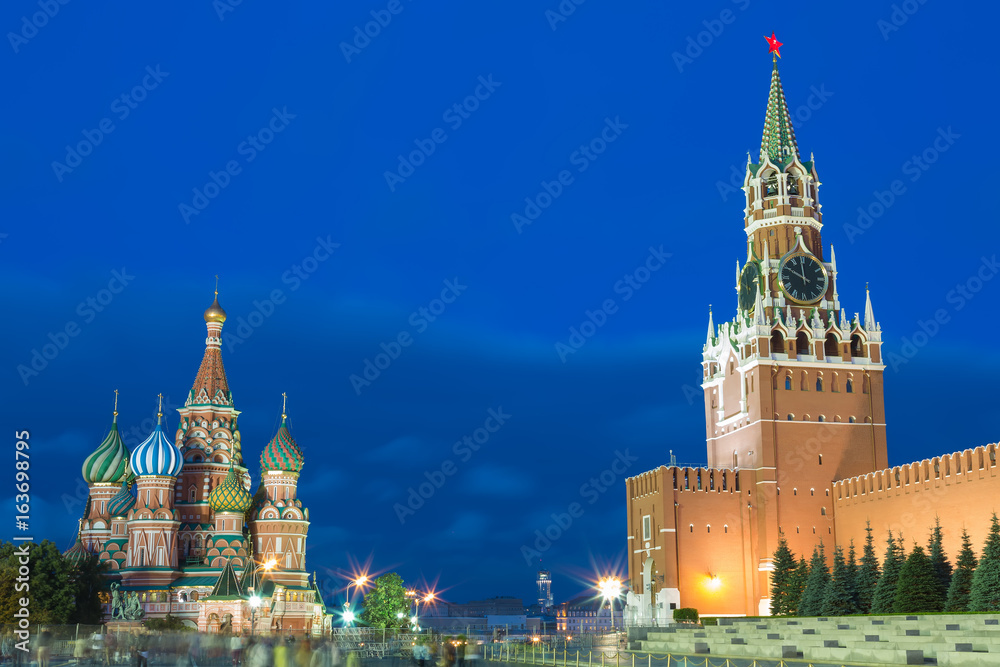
625 55 1000 618
74 294 332 634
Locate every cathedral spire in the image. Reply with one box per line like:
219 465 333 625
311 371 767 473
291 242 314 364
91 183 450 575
189 284 232 407
760 55 799 163
706 306 714 346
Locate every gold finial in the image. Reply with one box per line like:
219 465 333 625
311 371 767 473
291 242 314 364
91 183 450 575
281 392 287 421
157 393 163 423
215 274 219 297
709 304 712 313
866 282 869 292
113 389 119 421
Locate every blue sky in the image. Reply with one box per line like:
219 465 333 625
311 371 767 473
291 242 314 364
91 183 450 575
2 0 998 605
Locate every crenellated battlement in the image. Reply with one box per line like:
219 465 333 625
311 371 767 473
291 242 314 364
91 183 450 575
628 465 747 500
833 443 1000 502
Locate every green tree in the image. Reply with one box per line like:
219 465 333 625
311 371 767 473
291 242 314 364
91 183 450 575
845 540 860 609
856 521 881 614
769 535 798 616
970 514 1000 611
821 545 858 616
871 532 904 614
893 544 942 613
797 542 829 616
946 528 977 612
788 557 809 615
359 573 410 629
928 517 953 604
68 553 109 624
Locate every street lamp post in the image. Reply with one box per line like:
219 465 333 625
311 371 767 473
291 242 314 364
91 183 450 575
343 575 368 626
407 590 434 630
249 595 261 637
598 578 622 632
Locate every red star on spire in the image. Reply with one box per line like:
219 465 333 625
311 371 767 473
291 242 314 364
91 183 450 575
765 32 783 59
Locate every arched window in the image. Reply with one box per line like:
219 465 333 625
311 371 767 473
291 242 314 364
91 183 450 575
849 416 856 423
689 524 694 533
821 507 827 516
733 451 738 468
818 415 825 423
724 525 728 534
765 173 778 196
188 486 197 503
846 379 854 393
787 414 794 421
707 525 711 534
785 375 792 390
796 332 810 356
816 377 823 391
851 335 864 357
818 454 823 465
787 175 800 195
793 488 798 496
771 330 785 355
800 371 809 391
832 373 840 392
824 334 838 358
810 488 815 496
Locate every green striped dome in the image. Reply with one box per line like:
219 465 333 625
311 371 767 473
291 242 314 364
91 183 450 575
107 479 136 517
260 418 304 473
209 465 253 513
82 419 129 484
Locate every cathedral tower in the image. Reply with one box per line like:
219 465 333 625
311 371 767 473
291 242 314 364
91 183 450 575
251 396 310 589
173 288 250 566
79 392 129 553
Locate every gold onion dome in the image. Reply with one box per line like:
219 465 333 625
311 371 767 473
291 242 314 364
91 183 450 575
209 464 253 513
82 399 129 484
204 293 227 323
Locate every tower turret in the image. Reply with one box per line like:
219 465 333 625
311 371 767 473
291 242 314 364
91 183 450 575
80 391 129 553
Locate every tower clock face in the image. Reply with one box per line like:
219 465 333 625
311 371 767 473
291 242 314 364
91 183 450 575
739 263 759 312
779 253 828 304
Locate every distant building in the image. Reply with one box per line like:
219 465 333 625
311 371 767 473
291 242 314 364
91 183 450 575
424 596 525 618
556 596 615 634
537 570 553 611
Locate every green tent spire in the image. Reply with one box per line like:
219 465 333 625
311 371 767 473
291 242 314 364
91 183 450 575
760 60 799 163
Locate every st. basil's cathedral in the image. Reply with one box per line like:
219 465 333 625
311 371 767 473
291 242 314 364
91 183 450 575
70 292 333 634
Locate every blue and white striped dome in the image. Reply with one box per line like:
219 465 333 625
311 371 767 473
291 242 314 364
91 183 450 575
130 420 183 477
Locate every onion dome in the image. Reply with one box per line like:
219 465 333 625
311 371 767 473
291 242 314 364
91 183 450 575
204 288 227 323
130 395 184 477
82 394 129 484
108 479 136 517
63 536 91 566
261 414 304 473
209 464 253 513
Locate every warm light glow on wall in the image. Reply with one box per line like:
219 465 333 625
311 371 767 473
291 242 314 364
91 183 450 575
705 575 722 592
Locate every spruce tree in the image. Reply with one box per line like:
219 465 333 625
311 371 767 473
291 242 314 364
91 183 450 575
970 513 1000 611
788 557 809 616
821 545 859 616
945 528 977 612
893 544 942 613
798 542 829 616
871 532 904 614
845 540 860 610
928 517 953 604
770 534 798 616
856 521 881 614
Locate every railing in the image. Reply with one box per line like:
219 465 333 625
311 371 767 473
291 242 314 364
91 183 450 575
790 207 805 216
486 644 864 667
761 210 777 219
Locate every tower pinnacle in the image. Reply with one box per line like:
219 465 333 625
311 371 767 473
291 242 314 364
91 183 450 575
864 284 877 332
189 290 232 407
760 55 799 163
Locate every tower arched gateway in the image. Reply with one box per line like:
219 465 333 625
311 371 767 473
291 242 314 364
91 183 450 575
74 290 332 634
625 43 887 618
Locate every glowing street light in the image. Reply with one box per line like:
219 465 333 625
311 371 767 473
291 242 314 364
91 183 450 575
598 578 622 631
343 610 355 624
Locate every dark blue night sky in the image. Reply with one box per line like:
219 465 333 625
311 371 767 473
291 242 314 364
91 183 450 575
3 1 998 606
